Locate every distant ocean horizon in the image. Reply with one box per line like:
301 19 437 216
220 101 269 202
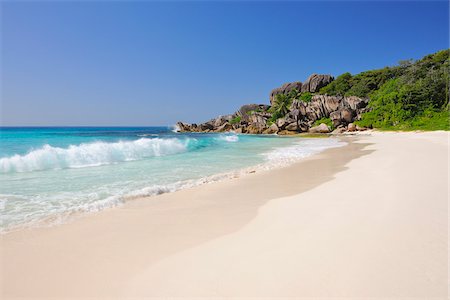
0 126 345 233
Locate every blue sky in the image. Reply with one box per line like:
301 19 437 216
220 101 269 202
1 1 448 126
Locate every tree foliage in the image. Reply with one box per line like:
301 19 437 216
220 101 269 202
320 49 449 130
270 93 292 118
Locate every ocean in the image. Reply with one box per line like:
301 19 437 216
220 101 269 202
0 126 345 233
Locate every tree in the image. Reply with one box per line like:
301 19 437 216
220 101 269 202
270 93 291 118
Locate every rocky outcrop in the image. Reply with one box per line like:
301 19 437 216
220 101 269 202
301 74 334 93
177 72 371 135
176 94 369 135
270 82 302 105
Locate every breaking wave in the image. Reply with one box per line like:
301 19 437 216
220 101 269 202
0 138 192 173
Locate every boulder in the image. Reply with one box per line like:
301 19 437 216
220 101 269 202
264 123 279 134
236 104 270 121
343 96 368 110
356 125 368 131
331 127 346 134
199 123 214 131
276 118 288 130
246 123 266 134
340 108 354 123
213 115 233 128
285 122 299 132
347 123 357 132
175 122 192 132
301 74 334 93
330 107 355 127
215 123 232 132
249 113 268 125
234 127 244 134
270 81 302 105
277 130 298 135
309 123 330 133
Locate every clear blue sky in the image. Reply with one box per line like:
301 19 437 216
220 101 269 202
1 1 448 126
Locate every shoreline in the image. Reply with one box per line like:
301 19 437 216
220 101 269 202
0 134 345 235
1 131 448 298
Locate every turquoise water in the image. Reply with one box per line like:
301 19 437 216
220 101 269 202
0 127 344 232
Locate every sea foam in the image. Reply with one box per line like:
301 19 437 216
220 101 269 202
0 138 191 173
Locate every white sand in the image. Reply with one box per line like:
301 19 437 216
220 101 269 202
1 131 448 299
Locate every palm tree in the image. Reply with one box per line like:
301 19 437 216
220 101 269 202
270 93 292 118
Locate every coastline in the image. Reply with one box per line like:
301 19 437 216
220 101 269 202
1 131 448 298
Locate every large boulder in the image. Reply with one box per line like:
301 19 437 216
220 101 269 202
270 81 302 105
285 122 300 132
213 115 233 127
246 123 267 134
347 123 357 132
199 123 214 131
175 122 192 132
329 107 355 127
236 104 270 121
301 74 334 93
343 96 368 110
309 123 331 133
263 123 279 134
215 123 233 132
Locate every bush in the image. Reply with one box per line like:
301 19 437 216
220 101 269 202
319 72 352 96
269 94 292 118
299 92 312 102
313 117 334 130
331 49 449 130
230 116 241 124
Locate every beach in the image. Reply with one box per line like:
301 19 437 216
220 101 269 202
1 131 448 298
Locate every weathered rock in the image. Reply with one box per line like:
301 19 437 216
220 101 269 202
343 96 368 110
234 127 244 134
309 123 330 133
331 127 346 134
237 104 270 121
246 123 266 134
199 123 214 131
340 108 354 123
347 123 356 132
301 74 334 93
285 122 299 132
264 123 279 134
270 82 302 105
356 125 368 131
277 130 298 135
215 123 232 132
276 118 288 130
330 107 356 127
248 113 268 125
175 122 192 132
213 115 233 127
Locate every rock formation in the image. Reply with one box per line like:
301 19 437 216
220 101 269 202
301 74 334 93
176 73 371 135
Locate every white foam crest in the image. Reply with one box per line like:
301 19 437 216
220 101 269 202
216 134 239 142
171 124 181 133
0 138 190 173
263 138 346 166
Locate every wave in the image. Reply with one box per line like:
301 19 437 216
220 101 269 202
216 134 239 142
263 138 346 165
0 138 192 173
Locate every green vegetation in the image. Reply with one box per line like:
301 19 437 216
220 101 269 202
320 49 449 130
313 117 334 130
230 115 241 124
246 108 264 115
299 92 312 102
269 94 292 122
269 89 315 123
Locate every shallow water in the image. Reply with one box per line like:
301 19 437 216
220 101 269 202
0 127 345 232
